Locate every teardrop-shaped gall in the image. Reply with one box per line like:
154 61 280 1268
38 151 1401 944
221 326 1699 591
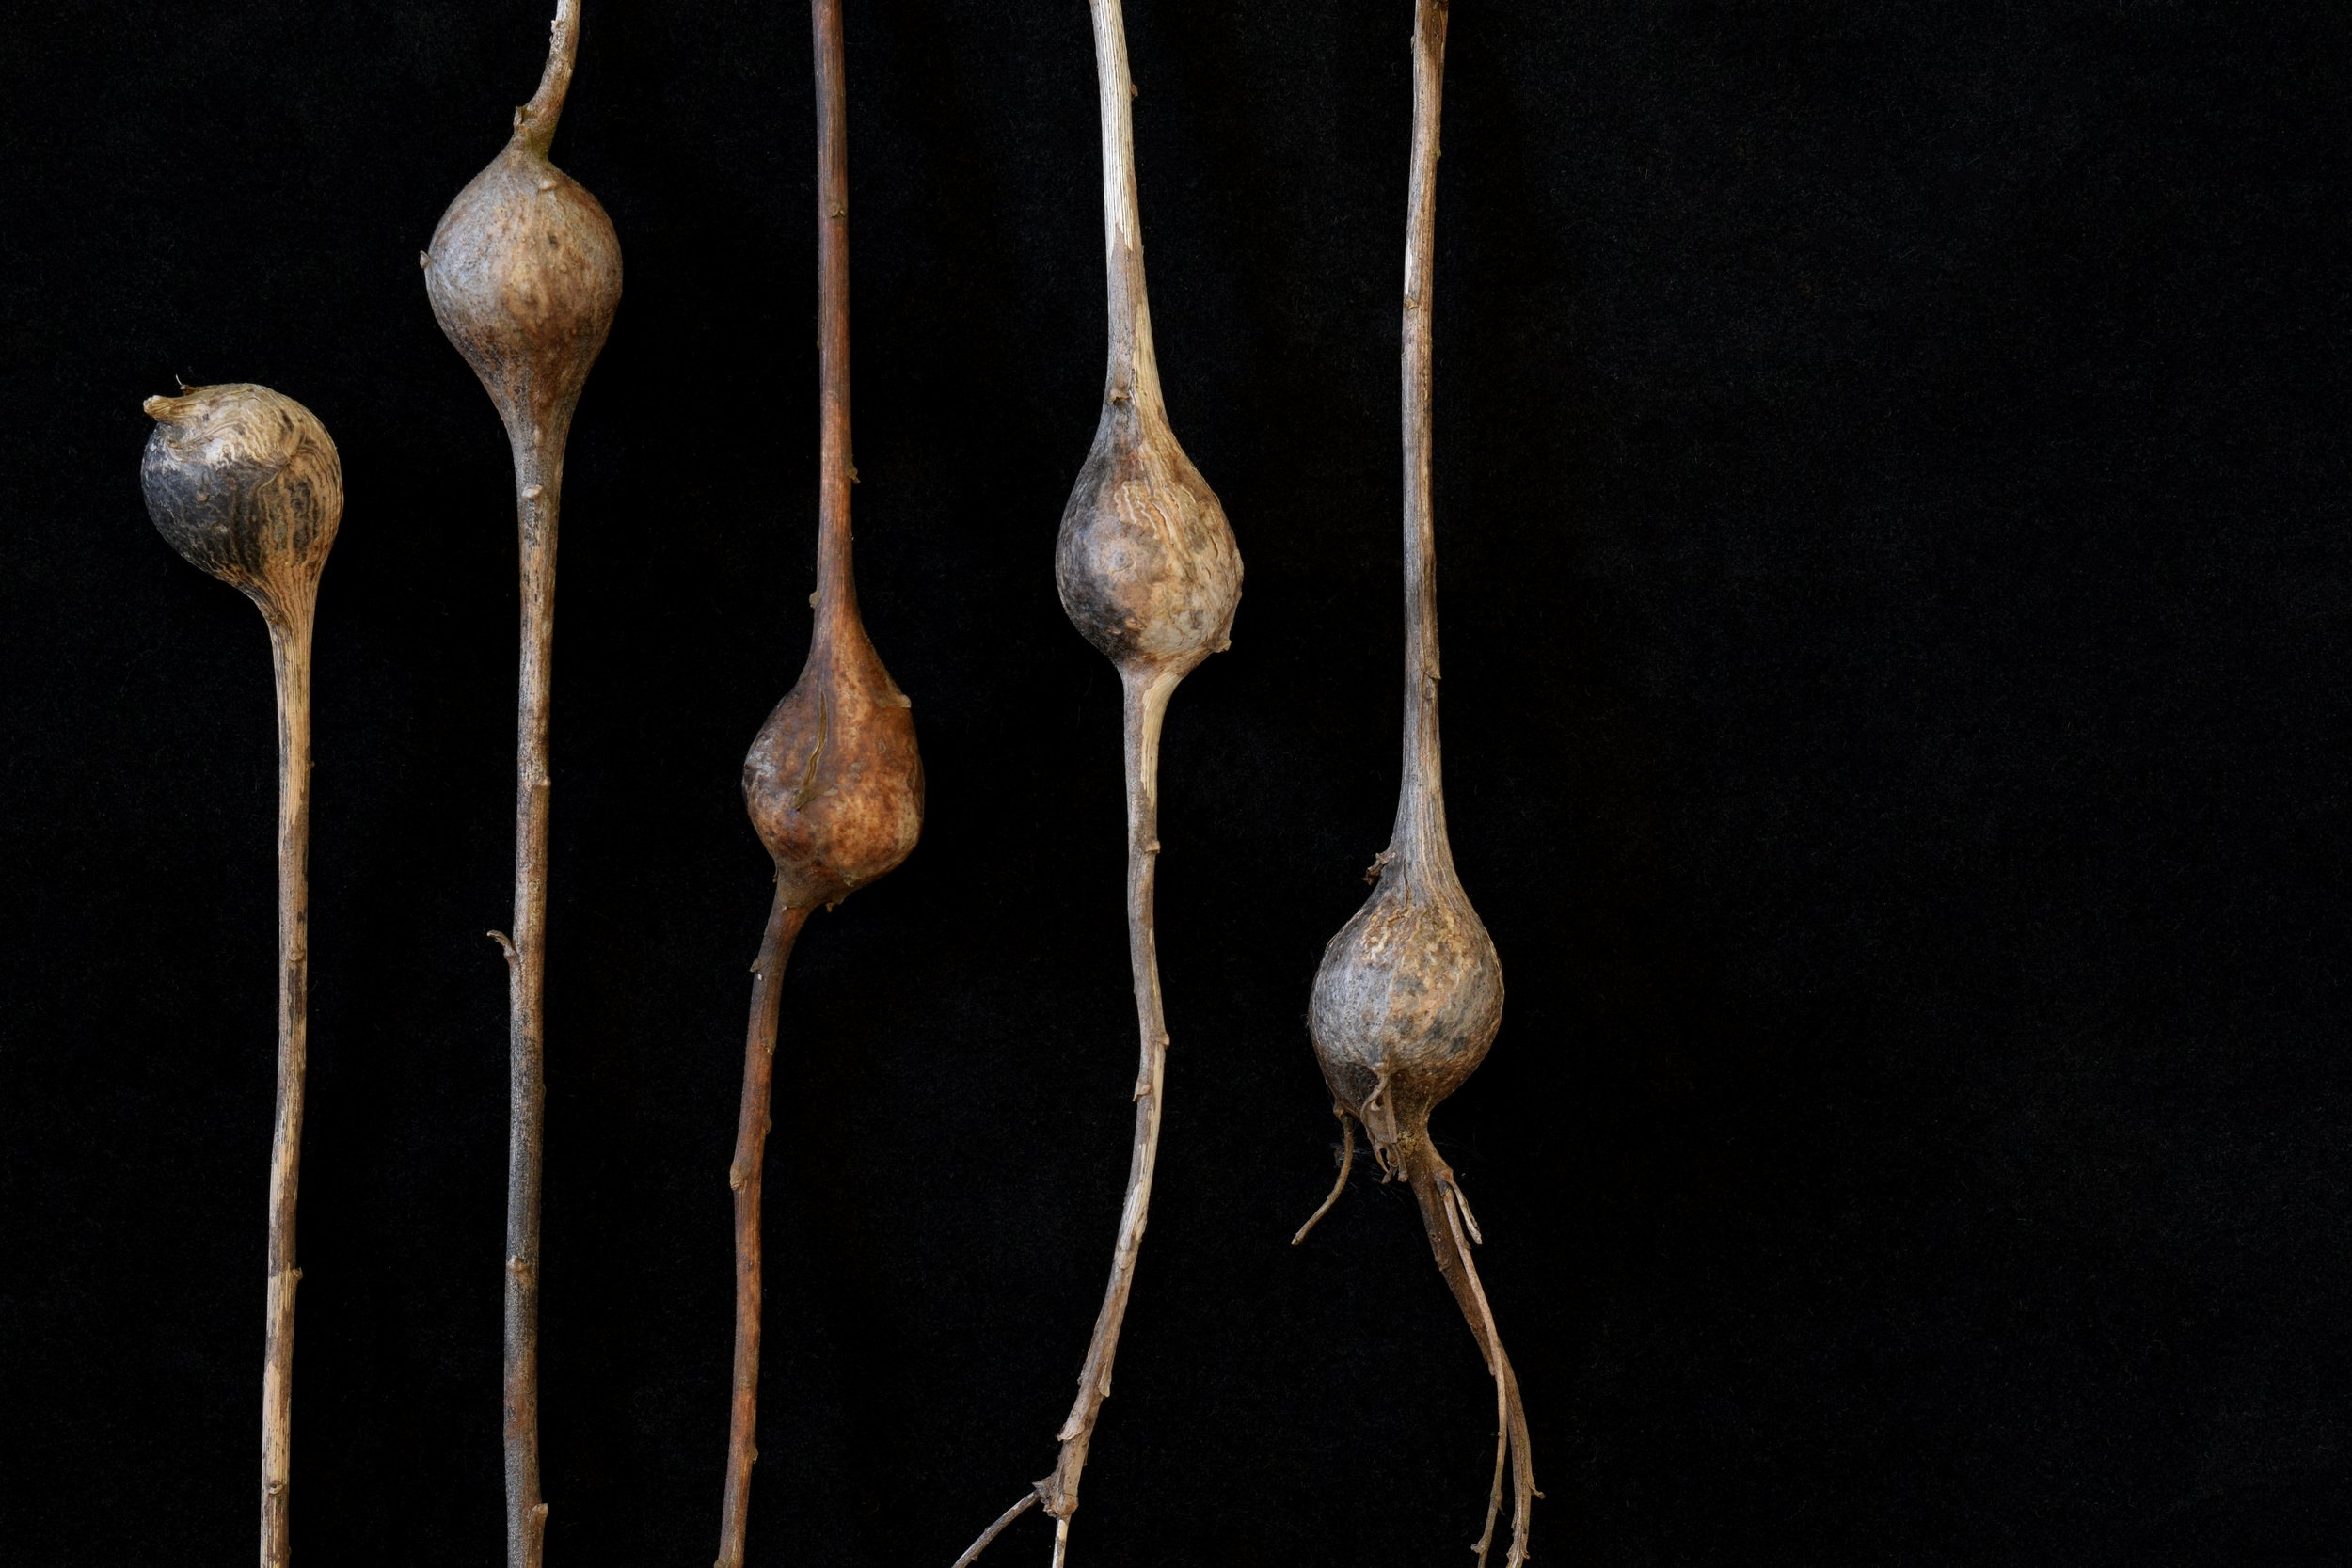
1055 404 1242 676
423 141 622 447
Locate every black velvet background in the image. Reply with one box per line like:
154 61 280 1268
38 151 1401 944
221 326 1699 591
3 3 2347 1564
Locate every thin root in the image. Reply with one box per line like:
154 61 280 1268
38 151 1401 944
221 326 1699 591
1438 1173 1535 1568
1406 1142 1536 1568
1363 1074 1402 1181
1452 1171 1486 1246
1444 1181 1509 1563
948 1491 1037 1568
1291 1104 1358 1244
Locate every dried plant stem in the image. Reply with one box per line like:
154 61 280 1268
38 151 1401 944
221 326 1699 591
1090 0 1161 416
260 602 315 1568
474 13 587 1568
142 383 342 1568
517 0 580 153
1033 23 1179 1536
959 2 1237 1558
1397 9 1537 1564
1035 667 1178 1543
425 0 615 1548
1399 0 1448 850
494 437 562 1568
716 893 813 1568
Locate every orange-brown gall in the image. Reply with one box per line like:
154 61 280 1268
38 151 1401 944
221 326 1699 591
743 624 923 911
713 4 925 1563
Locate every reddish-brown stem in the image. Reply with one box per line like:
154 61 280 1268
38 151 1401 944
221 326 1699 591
714 7 863 1562
259 601 315 1568
812 0 860 649
716 893 814 1568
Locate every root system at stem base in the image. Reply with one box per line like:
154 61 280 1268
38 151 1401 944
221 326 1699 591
1405 1138 1537 1568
